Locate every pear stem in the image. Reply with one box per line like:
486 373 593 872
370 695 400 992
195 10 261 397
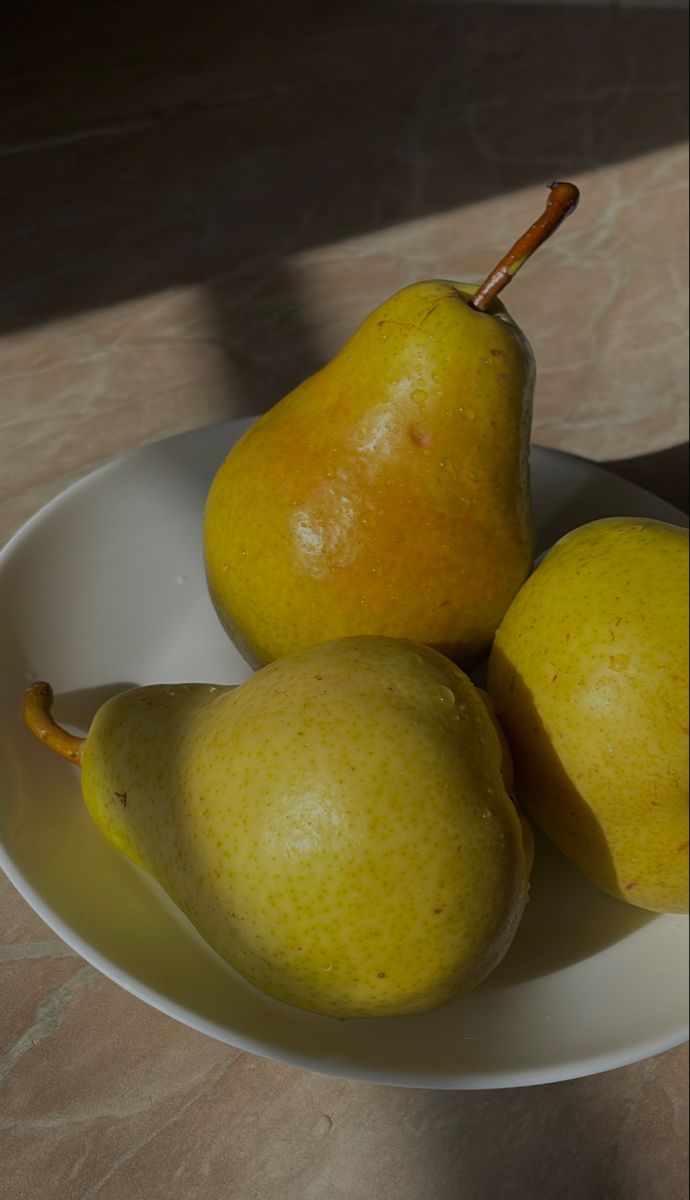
23 681 85 765
469 181 580 312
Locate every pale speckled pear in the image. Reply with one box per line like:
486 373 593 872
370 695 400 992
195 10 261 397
81 636 532 1018
487 518 689 914
204 281 535 669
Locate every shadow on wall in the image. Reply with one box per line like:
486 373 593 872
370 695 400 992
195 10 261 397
2 0 688 414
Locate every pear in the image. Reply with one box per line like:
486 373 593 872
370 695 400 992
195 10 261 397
24 637 532 1019
487 518 689 914
204 184 579 669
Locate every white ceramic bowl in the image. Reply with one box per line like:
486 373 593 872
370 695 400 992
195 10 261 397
0 420 687 1088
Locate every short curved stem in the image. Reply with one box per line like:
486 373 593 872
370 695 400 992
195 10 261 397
469 181 580 312
23 681 85 765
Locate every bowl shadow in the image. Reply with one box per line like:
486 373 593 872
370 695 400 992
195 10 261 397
486 829 657 990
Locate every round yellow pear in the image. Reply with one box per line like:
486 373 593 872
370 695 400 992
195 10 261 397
487 517 689 913
24 637 532 1019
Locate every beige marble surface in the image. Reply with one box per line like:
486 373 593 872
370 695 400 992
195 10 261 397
1 2 688 1196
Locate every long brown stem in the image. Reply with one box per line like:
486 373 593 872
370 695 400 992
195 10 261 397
469 181 580 312
23 681 85 765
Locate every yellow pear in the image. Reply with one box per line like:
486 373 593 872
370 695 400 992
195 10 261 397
204 185 579 669
487 517 689 913
24 637 532 1018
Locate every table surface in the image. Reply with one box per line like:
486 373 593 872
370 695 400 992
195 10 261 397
1 3 688 1197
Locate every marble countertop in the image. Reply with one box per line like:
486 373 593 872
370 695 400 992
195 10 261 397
1 2 688 1197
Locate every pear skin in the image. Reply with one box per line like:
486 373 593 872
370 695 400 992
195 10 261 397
69 637 532 1018
204 281 535 669
488 518 689 914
